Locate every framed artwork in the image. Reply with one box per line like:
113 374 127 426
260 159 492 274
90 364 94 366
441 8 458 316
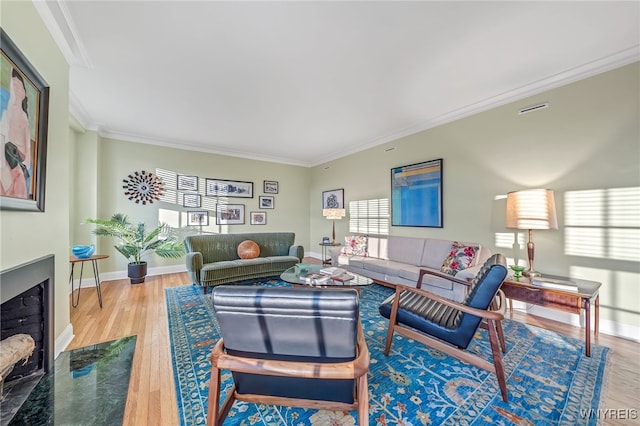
216 204 245 225
391 158 443 228
0 29 50 212
250 211 267 225
177 175 198 191
205 178 253 198
183 193 201 208
259 196 274 209
263 180 278 194
322 188 344 209
187 210 209 226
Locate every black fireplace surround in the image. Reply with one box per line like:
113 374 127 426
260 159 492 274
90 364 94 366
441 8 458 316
0 255 54 421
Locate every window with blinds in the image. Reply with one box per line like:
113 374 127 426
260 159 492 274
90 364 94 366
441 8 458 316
564 187 640 262
349 198 390 235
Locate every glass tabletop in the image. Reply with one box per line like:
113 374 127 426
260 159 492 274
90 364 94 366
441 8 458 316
280 263 372 287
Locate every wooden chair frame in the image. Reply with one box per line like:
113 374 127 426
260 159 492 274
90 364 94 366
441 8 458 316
207 321 370 425
384 268 509 402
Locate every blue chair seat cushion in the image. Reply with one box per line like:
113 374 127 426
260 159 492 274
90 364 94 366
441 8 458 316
229 349 355 403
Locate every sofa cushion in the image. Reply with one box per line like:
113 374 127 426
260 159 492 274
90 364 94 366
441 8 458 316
366 236 388 259
388 236 425 265
420 238 457 269
381 260 414 278
346 255 368 269
396 264 422 282
267 256 302 268
397 266 455 291
440 242 480 276
360 258 391 275
341 235 368 256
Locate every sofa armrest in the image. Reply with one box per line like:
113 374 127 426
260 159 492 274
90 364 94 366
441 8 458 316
329 247 342 266
185 251 203 284
289 245 304 262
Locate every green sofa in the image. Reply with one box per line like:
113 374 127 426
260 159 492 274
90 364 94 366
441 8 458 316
184 232 304 290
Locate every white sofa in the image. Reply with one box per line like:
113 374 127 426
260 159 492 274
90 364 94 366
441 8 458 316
331 235 491 301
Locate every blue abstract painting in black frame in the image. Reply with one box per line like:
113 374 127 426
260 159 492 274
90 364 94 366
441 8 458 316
391 158 443 227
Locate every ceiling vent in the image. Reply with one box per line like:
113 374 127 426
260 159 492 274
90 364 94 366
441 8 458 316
518 103 550 115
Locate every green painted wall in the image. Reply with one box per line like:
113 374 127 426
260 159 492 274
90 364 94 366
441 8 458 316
72 63 639 331
0 2 71 341
309 63 640 329
76 138 310 273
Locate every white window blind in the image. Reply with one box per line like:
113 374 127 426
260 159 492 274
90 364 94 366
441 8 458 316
349 198 390 235
564 187 640 262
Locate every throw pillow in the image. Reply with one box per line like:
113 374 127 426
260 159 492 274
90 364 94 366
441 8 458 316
440 242 479 276
341 235 368 256
237 240 260 259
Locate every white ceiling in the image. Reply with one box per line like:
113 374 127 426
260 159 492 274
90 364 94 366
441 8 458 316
37 1 639 167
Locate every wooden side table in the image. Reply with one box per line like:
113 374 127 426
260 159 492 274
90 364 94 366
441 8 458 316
500 274 600 357
69 254 109 308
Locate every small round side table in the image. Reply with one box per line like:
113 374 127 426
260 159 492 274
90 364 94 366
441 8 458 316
69 254 109 308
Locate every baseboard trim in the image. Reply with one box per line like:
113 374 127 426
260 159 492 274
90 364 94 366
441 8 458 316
70 264 188 290
54 323 74 359
511 301 640 343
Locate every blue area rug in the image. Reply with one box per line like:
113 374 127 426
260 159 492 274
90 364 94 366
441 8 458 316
166 282 609 425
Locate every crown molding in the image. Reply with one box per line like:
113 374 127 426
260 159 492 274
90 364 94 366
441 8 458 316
64 37 638 167
312 46 640 167
99 129 313 168
68 90 100 132
33 0 92 67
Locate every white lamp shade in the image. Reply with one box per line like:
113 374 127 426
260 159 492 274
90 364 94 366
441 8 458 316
506 189 558 230
323 208 346 220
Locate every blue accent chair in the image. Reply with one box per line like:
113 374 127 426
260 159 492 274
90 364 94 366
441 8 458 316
379 253 509 402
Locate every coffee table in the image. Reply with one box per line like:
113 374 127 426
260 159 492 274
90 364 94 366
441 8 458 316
280 263 372 291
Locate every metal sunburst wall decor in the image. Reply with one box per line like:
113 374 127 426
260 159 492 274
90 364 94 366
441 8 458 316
122 170 164 204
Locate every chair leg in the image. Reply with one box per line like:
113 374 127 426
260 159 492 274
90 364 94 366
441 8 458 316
217 385 237 424
384 323 395 356
207 367 222 425
357 374 369 425
496 319 506 353
487 319 508 402
384 289 402 356
489 296 507 354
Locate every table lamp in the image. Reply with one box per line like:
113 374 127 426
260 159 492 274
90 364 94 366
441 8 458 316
505 189 558 277
322 208 346 244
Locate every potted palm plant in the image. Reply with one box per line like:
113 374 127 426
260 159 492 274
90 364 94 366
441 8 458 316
85 213 185 284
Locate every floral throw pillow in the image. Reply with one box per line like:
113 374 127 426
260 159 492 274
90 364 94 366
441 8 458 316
441 242 479 276
341 235 368 256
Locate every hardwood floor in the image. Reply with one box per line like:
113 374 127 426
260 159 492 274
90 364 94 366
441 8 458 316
69 268 640 426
